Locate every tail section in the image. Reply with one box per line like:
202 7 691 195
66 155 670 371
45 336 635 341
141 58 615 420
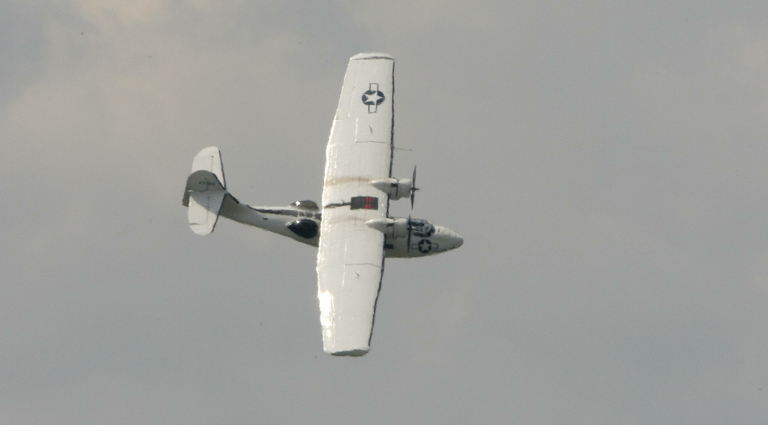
182 147 321 245
182 147 227 236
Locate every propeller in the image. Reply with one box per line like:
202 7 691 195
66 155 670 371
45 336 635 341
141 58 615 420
410 166 419 209
406 214 412 253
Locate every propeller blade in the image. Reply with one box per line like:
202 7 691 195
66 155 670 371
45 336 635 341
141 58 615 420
406 214 412 253
410 166 418 209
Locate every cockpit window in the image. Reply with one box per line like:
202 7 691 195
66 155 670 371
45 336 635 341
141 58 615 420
411 218 435 237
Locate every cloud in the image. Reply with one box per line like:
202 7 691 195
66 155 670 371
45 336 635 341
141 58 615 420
3 0 768 423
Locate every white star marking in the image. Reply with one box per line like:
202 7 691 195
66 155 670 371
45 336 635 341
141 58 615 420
364 91 383 105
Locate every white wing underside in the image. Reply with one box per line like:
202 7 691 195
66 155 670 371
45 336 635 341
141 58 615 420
317 53 395 355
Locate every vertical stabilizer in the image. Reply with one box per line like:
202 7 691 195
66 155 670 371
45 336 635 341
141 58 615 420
183 147 227 236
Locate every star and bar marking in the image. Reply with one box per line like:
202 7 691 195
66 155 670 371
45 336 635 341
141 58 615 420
362 83 385 113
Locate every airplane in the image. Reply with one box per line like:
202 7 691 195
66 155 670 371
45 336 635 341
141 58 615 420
182 53 463 356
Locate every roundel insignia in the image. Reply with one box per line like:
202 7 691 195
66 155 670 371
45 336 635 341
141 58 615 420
417 239 432 254
362 83 385 113
362 89 385 106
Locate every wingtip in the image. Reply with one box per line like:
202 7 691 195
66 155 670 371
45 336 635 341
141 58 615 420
351 52 393 61
329 349 370 357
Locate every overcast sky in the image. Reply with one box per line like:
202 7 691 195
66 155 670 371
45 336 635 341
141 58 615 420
2 0 768 424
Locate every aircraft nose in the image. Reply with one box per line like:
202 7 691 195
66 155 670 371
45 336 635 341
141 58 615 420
440 227 463 250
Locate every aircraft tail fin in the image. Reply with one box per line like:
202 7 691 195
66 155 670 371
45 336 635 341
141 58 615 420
182 147 227 236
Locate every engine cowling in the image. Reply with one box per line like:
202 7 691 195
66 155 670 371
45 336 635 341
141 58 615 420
365 217 410 239
370 178 412 200
392 218 409 238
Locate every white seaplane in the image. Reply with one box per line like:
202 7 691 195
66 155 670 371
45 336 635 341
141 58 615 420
182 53 463 356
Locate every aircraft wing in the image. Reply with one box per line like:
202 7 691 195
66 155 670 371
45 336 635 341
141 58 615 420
316 53 395 356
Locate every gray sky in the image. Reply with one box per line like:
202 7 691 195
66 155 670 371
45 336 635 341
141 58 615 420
2 0 768 424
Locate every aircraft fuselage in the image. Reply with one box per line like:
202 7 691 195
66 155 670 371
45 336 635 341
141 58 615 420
217 196 463 257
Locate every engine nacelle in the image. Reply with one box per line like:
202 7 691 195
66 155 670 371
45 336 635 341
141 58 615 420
392 218 410 238
365 217 411 239
370 178 412 200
